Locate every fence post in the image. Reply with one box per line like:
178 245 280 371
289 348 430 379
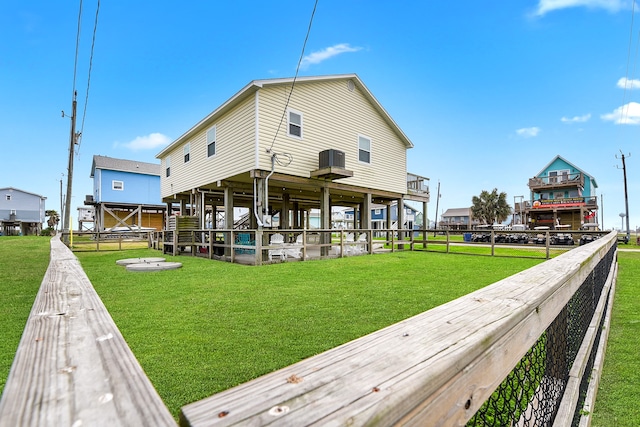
491 230 495 257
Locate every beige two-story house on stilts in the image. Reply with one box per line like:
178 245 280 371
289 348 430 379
156 74 429 259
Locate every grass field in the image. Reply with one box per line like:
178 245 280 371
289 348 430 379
0 236 637 424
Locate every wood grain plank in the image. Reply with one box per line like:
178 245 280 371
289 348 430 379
0 235 176 427
180 232 617 427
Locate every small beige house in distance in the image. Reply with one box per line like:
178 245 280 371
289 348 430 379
156 74 429 249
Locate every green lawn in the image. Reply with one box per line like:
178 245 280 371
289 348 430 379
0 237 50 393
591 250 640 426
1 236 637 423
75 248 542 418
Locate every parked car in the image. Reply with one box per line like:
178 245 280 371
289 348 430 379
550 233 574 245
579 234 598 245
507 234 529 244
471 233 491 242
532 234 547 245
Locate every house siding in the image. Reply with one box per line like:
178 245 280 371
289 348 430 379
256 79 408 194
538 158 595 197
0 188 45 223
160 95 256 197
96 169 161 205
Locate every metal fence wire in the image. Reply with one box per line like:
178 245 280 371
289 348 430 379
467 244 615 426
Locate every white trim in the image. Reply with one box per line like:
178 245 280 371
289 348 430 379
255 91 260 169
112 180 124 191
206 125 217 158
287 108 303 139
358 134 372 165
183 143 190 163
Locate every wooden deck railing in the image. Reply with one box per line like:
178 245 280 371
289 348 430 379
0 234 176 427
179 231 617 426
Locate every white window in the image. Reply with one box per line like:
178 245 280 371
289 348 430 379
183 143 190 163
374 208 381 215
112 180 124 191
207 126 216 157
5 194 10 201
288 109 303 138
165 156 171 177
358 135 371 164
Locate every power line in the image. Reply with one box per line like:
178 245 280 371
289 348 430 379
78 0 100 150
267 0 319 153
71 0 83 96
619 0 636 124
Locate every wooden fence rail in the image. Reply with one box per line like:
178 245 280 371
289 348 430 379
0 234 176 427
179 231 618 426
0 231 617 426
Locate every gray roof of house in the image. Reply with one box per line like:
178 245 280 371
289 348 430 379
91 155 161 178
0 187 46 200
442 207 471 217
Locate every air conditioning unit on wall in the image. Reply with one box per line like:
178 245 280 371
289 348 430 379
319 149 345 169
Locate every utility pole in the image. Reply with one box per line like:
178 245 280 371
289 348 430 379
616 151 631 242
433 180 441 236
63 91 78 236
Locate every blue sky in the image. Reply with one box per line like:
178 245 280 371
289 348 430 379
1 0 639 231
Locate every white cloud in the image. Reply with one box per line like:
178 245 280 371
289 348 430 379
617 77 640 89
516 127 541 137
561 113 591 123
115 133 171 151
601 102 640 124
300 43 362 69
534 0 630 16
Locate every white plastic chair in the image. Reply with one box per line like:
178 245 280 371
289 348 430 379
268 233 285 261
285 234 304 259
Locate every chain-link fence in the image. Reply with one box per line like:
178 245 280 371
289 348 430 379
467 243 615 426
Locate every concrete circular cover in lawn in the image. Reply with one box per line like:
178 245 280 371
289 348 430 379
116 257 166 266
125 262 182 272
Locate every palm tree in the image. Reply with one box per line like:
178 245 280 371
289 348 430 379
45 210 60 232
471 189 512 225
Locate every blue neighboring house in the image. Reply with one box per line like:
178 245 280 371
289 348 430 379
524 155 598 229
88 155 165 231
0 187 46 236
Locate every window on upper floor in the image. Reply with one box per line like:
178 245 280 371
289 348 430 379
288 109 303 138
358 135 371 164
112 180 124 191
207 126 216 157
374 208 381 215
5 194 10 201
184 143 190 163
548 169 570 183
165 156 171 177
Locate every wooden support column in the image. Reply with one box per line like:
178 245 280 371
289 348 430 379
282 193 290 229
293 202 300 229
422 201 428 230
361 193 371 231
320 186 331 256
224 187 234 257
200 191 206 229
397 197 405 249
